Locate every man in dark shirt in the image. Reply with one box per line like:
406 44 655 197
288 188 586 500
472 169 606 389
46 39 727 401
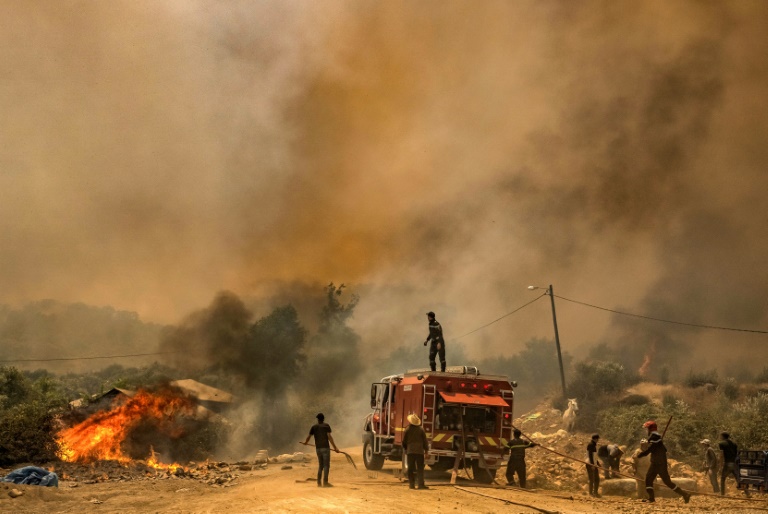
586 434 601 497
403 414 429 489
637 420 690 503
700 439 719 493
302 413 339 487
423 311 446 372
505 429 538 487
718 432 739 495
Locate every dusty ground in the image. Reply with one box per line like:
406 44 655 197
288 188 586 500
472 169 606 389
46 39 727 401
2 447 766 514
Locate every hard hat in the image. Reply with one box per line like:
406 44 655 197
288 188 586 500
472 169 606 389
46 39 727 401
643 420 657 431
426 311 435 318
700 439 711 445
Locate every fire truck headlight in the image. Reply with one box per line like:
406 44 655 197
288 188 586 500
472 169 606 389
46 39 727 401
467 441 479 452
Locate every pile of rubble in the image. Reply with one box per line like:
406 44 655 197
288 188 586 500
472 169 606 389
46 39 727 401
514 407 703 496
1 451 311 489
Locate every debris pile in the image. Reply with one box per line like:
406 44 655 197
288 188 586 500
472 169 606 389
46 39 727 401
514 406 703 496
0 451 311 490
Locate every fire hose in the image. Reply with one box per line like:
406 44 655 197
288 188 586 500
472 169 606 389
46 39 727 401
509 418 766 505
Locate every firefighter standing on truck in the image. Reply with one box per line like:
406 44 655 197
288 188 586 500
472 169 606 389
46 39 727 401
505 429 538 487
423 311 446 372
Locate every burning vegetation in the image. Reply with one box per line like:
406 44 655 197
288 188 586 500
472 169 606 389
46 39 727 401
57 386 224 472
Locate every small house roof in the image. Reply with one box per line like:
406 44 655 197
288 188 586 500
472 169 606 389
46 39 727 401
170 379 234 403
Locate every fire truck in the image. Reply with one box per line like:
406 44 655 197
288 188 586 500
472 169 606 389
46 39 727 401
362 365 516 483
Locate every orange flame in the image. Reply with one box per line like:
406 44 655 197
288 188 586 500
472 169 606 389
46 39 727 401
58 388 195 470
638 340 657 377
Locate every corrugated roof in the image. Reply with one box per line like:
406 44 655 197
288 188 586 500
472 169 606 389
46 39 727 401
170 379 234 403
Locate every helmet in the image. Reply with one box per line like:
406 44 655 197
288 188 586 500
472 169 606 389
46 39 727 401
643 420 657 431
426 311 436 318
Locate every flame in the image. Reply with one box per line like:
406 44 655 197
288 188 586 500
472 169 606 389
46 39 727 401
58 388 195 470
638 340 657 377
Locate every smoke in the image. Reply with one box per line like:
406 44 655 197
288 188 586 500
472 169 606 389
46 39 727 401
2 1 768 387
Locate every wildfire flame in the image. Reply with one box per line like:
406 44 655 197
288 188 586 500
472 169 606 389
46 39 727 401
638 340 657 377
58 388 196 470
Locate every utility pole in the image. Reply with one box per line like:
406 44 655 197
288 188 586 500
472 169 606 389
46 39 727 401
547 284 567 398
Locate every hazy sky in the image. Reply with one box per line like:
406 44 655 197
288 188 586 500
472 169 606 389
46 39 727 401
2 1 767 370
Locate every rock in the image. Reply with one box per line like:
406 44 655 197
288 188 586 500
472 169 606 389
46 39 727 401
281 465 292 470
601 478 639 496
239 465 253 471
600 477 697 498
8 488 23 498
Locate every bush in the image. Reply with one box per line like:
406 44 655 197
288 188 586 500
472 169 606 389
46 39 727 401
0 366 69 465
754 367 768 384
683 369 719 388
620 394 650 407
596 404 657 446
564 360 634 432
0 400 64 465
721 377 740 401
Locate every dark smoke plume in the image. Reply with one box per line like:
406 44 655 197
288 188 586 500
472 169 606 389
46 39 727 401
1 1 768 395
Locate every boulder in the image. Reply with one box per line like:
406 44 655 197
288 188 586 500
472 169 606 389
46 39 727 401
601 478 643 497
600 477 697 498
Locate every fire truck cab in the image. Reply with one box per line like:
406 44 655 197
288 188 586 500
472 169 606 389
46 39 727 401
362 365 516 483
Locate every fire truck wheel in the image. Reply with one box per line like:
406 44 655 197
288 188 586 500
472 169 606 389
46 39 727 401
363 440 385 470
471 461 497 484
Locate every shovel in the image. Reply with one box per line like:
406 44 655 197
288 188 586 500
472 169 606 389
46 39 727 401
299 442 358 470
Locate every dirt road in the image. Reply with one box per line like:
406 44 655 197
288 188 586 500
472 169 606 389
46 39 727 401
2 448 766 513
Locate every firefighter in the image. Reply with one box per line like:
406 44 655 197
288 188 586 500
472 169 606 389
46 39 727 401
505 429 538 487
403 414 429 490
302 413 339 487
423 311 446 372
637 420 691 503
699 439 719 493
586 434 601 497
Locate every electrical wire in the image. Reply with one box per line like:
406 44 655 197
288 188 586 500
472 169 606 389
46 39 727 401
0 351 180 364
3 289 764 364
553 294 768 334
450 292 547 342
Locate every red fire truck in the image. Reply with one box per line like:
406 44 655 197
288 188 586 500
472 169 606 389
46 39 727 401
362 365 516 482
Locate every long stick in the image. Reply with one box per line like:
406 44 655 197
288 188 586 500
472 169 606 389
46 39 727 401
660 415 673 439
510 423 768 503
454 486 559 514
299 442 358 469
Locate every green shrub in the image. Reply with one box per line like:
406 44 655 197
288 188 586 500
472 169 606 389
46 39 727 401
0 400 64 465
721 378 740 401
596 404 657 445
754 367 768 384
683 369 719 388
620 394 650 407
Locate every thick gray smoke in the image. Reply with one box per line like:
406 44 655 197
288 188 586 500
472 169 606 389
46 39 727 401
1 1 767 389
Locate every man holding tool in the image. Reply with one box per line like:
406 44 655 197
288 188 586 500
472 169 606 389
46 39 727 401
505 429 538 488
637 419 691 503
302 412 340 487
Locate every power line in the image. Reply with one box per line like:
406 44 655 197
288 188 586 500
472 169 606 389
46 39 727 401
554 294 768 334
451 292 547 341
0 351 180 364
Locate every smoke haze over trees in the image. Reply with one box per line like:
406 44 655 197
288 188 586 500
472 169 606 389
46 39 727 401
1 1 767 410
